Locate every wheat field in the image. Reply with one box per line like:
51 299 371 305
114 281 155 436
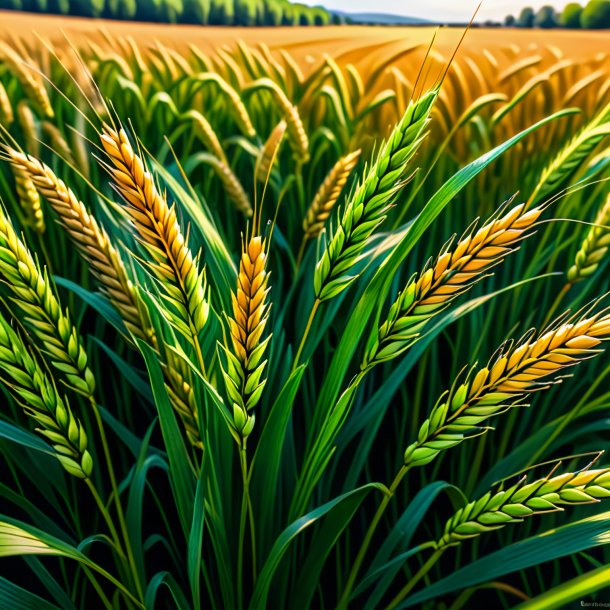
0 11 609 610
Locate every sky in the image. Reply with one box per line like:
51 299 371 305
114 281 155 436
300 0 573 21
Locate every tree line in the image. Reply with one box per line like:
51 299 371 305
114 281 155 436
505 0 610 28
0 0 340 25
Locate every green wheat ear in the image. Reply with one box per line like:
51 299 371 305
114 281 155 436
314 88 438 302
0 315 92 479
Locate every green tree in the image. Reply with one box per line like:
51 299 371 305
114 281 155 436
235 0 256 25
209 0 234 24
312 5 330 24
0 0 23 8
560 2 583 26
535 5 557 27
263 0 282 24
505 14 516 25
48 0 69 13
581 0 610 27
183 0 210 22
80 0 105 17
517 6 535 26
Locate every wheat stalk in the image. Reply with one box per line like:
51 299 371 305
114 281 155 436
221 235 271 442
41 121 74 165
404 307 610 468
16 100 39 157
256 119 286 183
0 42 53 118
184 109 227 164
0 81 13 125
100 125 209 350
314 89 437 302
568 193 610 284
302 149 361 241
437 465 610 548
363 201 543 370
10 159 45 234
0 206 95 396
0 314 93 478
202 153 252 217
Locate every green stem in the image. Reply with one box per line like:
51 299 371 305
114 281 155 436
82 566 114 610
294 298 320 367
541 282 572 329
383 547 445 610
237 444 252 610
337 465 410 609
90 399 144 601
295 237 308 270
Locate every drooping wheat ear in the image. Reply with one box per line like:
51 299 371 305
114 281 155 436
0 206 95 396
184 109 227 164
0 315 93 478
437 465 610 549
314 89 438 302
404 308 610 469
256 119 287 183
41 121 74 165
363 201 543 370
0 42 53 119
7 148 150 342
567 193 610 284
302 149 361 241
202 153 253 217
0 82 13 125
100 125 209 343
221 235 272 441
16 101 39 157
9 159 45 233
528 101 610 207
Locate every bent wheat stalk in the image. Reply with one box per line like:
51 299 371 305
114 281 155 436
10 158 45 233
202 153 252 217
256 119 286 183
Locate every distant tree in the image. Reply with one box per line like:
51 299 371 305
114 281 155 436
264 0 283 25
183 0 210 22
560 2 583 26
0 0 23 8
48 0 69 13
505 14 516 25
209 0 234 24
581 0 610 27
80 0 105 17
312 6 329 24
281 1 294 24
235 0 256 25
517 6 535 26
535 5 557 27
157 0 183 22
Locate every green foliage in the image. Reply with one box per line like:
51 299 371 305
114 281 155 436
517 6 535 26
581 0 610 27
534 4 557 27
560 2 583 27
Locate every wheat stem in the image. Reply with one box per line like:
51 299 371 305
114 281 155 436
294 298 320 367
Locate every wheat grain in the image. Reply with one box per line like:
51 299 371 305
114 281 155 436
0 315 93 478
10 159 45 234
0 206 95 396
314 89 437 302
404 308 610 468
221 235 271 441
16 101 39 157
437 465 610 548
363 202 543 370
0 81 13 125
100 125 209 344
302 149 361 241
185 109 227 164
568 193 610 283
202 154 252 217
0 42 53 119
256 119 287 183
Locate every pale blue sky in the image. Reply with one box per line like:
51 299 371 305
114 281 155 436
301 0 572 21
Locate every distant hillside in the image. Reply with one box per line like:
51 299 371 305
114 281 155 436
335 11 431 25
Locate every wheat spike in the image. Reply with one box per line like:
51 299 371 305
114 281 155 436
363 202 543 369
0 81 13 125
203 154 252 217
302 149 361 241
185 109 227 164
568 193 610 283
404 308 610 468
0 206 95 396
314 89 437 302
41 121 75 165
10 159 45 233
0 42 53 119
0 315 93 478
437 465 610 548
221 235 271 441
100 125 209 342
7 149 149 342
256 119 287 183
16 100 39 157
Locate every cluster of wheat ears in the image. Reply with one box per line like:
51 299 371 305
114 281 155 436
0 27 608 610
